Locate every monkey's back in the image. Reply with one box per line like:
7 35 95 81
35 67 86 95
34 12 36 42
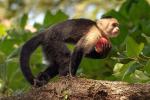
47 19 96 44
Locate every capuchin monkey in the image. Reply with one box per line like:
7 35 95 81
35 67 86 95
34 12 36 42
20 17 119 87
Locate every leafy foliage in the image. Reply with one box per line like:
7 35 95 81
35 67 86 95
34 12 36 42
0 0 150 95
104 0 150 83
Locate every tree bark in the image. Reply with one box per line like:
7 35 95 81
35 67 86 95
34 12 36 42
1 77 150 100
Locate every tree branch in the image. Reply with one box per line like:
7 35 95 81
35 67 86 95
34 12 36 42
2 77 150 100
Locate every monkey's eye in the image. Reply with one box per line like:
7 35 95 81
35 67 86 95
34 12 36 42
112 23 118 27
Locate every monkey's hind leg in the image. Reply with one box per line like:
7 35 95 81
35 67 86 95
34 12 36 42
44 41 71 76
54 42 71 76
35 41 71 87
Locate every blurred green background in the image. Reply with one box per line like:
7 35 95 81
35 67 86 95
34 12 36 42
0 0 150 96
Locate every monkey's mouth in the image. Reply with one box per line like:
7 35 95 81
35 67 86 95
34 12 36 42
111 31 119 37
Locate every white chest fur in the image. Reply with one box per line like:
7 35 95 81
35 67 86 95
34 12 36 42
83 26 102 54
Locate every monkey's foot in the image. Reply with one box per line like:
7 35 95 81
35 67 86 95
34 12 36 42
59 74 77 80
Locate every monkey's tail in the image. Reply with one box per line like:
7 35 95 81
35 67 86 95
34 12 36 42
20 33 44 85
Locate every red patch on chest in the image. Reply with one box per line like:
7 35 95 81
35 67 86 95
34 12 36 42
95 37 109 53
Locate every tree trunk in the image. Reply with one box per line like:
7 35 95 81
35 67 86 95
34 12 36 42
1 77 150 100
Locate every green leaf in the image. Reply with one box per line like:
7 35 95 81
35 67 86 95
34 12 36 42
0 39 19 55
66 43 74 51
122 61 137 80
119 0 139 16
129 0 150 21
112 57 134 64
43 11 53 26
144 60 150 74
80 58 110 79
113 63 124 73
33 23 42 30
43 10 68 27
126 36 144 57
19 13 28 29
7 47 21 59
142 34 150 44
134 70 150 82
0 24 7 38
113 61 138 81
0 79 5 92
0 51 6 64
6 60 29 90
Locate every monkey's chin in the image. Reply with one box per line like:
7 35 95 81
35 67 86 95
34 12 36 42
110 32 119 38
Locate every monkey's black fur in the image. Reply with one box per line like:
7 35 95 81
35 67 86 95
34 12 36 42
20 18 111 87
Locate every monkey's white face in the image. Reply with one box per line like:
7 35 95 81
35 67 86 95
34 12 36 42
97 18 119 38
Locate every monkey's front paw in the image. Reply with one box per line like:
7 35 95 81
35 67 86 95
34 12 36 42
68 74 78 80
33 79 48 87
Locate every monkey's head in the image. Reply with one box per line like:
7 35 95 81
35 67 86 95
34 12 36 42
96 17 119 38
